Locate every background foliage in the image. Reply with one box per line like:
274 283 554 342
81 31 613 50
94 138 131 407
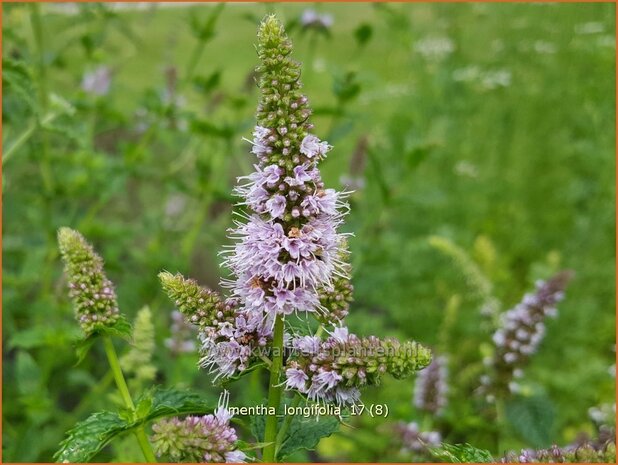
3 2 615 462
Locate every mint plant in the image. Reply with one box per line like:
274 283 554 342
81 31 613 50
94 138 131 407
55 15 431 463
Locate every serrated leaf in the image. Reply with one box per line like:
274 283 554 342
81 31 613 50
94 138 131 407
55 388 214 462
140 387 213 422
250 401 340 460
505 395 555 447
54 411 130 463
430 443 494 463
97 316 132 341
278 415 340 459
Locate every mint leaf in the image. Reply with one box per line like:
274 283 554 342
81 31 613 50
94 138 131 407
505 395 555 447
278 415 340 459
430 443 494 463
55 388 213 462
54 411 129 463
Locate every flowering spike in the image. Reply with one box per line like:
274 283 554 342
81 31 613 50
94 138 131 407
414 354 449 416
481 270 574 400
151 391 246 463
158 271 228 330
284 327 431 405
57 227 120 334
222 15 346 323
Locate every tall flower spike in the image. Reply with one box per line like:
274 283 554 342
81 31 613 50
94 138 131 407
57 227 120 334
221 14 348 322
481 271 573 400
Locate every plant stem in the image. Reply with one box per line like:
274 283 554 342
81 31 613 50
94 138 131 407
29 3 54 194
262 314 285 463
102 335 157 463
274 394 301 458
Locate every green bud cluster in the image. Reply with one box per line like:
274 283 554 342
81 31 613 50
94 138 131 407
293 332 431 390
317 247 353 325
255 15 314 168
158 272 235 331
120 306 156 386
57 227 120 334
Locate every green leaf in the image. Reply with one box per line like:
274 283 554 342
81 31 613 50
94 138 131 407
505 395 556 447
55 388 214 462
74 335 96 366
54 411 130 463
430 443 495 463
278 415 340 459
250 404 340 460
97 315 133 341
139 387 213 422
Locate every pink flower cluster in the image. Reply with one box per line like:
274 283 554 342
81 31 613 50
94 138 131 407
222 125 348 322
151 391 246 463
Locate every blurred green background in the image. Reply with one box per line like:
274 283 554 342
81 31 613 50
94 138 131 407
2 2 615 462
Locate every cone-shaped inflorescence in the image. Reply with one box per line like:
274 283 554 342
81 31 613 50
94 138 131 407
159 272 271 378
57 227 120 334
222 14 349 320
151 391 246 463
284 327 431 405
414 354 449 416
481 271 573 400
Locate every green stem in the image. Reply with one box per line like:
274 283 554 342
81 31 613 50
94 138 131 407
102 335 157 463
274 394 301 457
29 3 54 194
262 314 285 463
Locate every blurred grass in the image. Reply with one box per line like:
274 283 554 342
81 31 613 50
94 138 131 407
2 2 616 462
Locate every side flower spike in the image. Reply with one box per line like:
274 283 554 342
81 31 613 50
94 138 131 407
57 227 120 334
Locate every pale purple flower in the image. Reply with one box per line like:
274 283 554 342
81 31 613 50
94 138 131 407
285 366 309 391
81 66 111 96
265 194 287 218
300 134 331 159
293 335 321 354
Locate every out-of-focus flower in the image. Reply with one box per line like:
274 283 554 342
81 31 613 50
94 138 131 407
165 310 197 355
575 22 605 35
81 66 112 96
394 421 442 453
414 355 448 416
300 9 334 30
151 391 246 463
481 271 573 400
414 37 455 60
481 69 512 90
533 40 557 54
57 228 120 334
340 135 368 191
